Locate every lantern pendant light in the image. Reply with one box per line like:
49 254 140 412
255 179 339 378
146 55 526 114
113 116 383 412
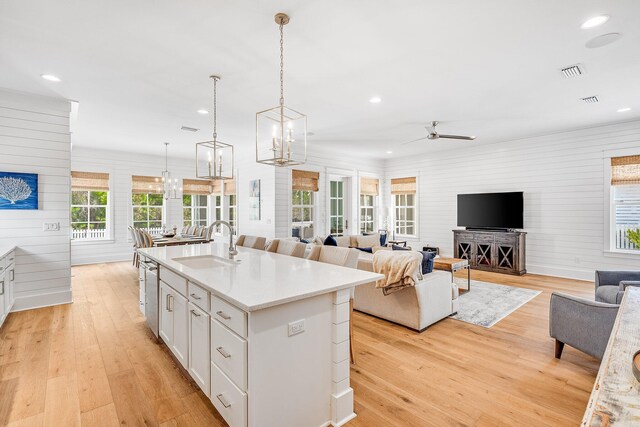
196 75 234 180
161 142 181 200
256 13 307 167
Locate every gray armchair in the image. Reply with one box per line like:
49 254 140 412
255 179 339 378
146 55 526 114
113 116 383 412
549 293 619 360
595 270 640 304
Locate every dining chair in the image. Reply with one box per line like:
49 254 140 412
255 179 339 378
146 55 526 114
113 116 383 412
128 226 138 266
265 239 306 258
205 225 215 242
236 235 267 250
133 228 145 268
306 245 360 363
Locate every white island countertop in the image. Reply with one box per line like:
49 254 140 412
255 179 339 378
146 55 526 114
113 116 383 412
139 242 383 312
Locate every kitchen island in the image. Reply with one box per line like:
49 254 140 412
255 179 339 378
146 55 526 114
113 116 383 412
138 242 382 427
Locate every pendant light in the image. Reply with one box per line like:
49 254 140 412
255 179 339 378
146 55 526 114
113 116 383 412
196 75 234 180
161 142 181 199
256 13 307 167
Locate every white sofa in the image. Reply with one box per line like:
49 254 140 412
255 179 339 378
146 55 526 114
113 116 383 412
354 253 459 331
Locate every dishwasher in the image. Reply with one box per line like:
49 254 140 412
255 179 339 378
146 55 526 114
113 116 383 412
142 259 159 338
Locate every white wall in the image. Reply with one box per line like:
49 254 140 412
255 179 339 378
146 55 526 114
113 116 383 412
0 88 72 311
385 120 640 280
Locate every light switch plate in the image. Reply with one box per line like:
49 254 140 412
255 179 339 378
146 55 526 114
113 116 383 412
288 319 305 337
43 222 60 231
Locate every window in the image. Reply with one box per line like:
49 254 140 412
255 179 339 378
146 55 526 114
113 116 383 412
329 180 345 236
131 175 164 232
611 155 640 251
71 171 110 240
391 177 417 236
291 169 318 239
183 194 209 227
225 179 237 235
360 177 379 233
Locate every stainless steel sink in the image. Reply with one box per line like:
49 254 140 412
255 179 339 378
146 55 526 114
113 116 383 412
172 255 240 269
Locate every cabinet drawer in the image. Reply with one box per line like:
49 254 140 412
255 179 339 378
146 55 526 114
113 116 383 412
159 267 187 296
212 319 247 390
211 295 247 338
495 234 517 244
454 232 474 242
211 362 247 427
188 282 210 312
475 234 495 243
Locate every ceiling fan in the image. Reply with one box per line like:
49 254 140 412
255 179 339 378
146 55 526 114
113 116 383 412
403 121 476 144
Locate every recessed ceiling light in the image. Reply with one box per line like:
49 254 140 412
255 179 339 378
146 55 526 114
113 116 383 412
386 150 393 154
197 109 209 115
369 96 382 104
617 107 632 113
585 32 622 48
40 74 61 82
581 15 610 29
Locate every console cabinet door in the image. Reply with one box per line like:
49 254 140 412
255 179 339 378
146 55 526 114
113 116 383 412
6 265 14 312
188 302 211 396
160 282 174 345
0 274 6 324
171 292 189 369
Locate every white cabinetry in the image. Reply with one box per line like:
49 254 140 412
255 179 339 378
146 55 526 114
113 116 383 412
159 280 189 369
188 302 210 396
0 250 16 329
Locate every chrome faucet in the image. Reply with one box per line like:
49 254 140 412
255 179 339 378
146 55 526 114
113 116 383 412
212 220 238 258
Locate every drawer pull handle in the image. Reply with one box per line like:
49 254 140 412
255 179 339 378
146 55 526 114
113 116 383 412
190 293 202 300
216 394 231 408
191 309 201 317
0 280 4 295
216 346 231 358
216 311 231 320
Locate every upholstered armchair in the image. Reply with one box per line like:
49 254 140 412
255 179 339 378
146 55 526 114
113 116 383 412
549 292 619 360
236 235 267 250
266 239 306 258
595 270 640 304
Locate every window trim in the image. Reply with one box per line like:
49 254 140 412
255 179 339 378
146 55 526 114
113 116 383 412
182 193 210 227
292 189 315 238
131 192 165 232
358 173 380 234
359 194 375 234
389 173 419 239
70 189 111 242
393 192 417 238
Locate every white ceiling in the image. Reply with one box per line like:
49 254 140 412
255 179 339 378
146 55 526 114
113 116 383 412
1 0 639 160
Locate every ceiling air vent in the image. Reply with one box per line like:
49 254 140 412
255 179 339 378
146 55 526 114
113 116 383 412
560 63 585 78
180 125 199 132
580 95 599 104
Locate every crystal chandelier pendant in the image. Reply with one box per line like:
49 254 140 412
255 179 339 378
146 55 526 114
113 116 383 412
196 75 234 180
162 142 181 200
256 13 307 167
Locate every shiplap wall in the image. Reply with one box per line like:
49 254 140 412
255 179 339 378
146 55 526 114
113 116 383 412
384 120 640 280
0 88 72 311
71 147 198 265
235 152 277 239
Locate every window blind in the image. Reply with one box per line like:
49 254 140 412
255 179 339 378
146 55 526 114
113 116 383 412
71 171 109 191
390 177 416 194
611 155 640 186
360 177 379 196
292 169 319 192
224 179 236 195
132 175 163 194
182 178 216 195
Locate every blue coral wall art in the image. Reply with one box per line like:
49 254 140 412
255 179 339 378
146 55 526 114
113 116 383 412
0 172 38 209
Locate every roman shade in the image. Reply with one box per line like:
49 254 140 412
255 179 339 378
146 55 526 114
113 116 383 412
390 177 416 195
611 155 640 185
132 175 163 194
292 169 319 192
71 171 109 191
360 177 379 196
224 179 236 195
182 178 216 195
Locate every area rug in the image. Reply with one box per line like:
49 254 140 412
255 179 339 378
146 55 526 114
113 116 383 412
450 280 541 328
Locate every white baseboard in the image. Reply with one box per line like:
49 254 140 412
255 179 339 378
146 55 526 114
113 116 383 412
11 289 73 312
526 264 594 282
72 253 131 266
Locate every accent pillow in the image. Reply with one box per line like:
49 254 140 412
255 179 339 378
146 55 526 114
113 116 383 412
323 235 337 246
334 235 351 247
380 233 387 246
300 238 310 244
355 247 373 253
420 250 436 274
391 244 410 251
356 233 380 248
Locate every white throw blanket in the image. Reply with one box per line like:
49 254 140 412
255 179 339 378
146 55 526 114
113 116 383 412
372 250 423 295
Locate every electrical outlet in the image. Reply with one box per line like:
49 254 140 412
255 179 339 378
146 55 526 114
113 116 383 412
288 319 305 337
43 222 60 231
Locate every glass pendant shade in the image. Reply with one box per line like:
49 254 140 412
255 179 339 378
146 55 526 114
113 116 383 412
256 106 307 166
196 140 234 180
161 143 181 199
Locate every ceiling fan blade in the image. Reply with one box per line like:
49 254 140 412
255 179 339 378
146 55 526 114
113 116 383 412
437 134 476 140
402 136 430 145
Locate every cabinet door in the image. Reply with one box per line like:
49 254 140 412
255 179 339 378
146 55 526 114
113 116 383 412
188 302 211 396
494 243 517 273
159 282 174 345
6 266 14 311
171 292 189 369
455 239 476 266
0 274 6 324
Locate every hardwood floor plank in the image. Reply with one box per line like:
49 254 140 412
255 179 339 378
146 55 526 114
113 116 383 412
79 403 120 427
43 374 81 426
108 369 159 426
76 344 113 413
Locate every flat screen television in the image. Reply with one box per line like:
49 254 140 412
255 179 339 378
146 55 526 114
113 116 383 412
457 192 524 230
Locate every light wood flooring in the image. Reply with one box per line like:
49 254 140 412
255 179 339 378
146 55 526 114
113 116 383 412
0 263 599 426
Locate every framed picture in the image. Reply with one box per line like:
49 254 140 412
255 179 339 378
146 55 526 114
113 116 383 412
0 172 38 210
249 179 261 220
